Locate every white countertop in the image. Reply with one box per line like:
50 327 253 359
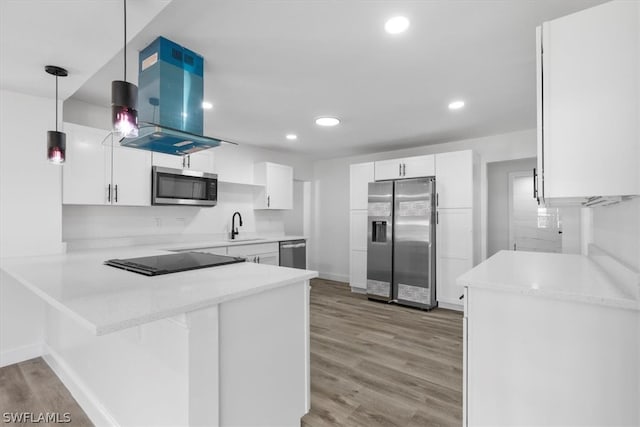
1 244 317 336
457 251 639 310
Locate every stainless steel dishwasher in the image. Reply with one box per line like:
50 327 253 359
279 239 306 269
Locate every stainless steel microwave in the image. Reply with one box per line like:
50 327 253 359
152 166 218 206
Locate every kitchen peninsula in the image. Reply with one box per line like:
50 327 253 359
0 244 317 426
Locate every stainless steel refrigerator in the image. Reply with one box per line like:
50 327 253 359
366 177 436 309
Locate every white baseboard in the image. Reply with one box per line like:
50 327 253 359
43 346 120 427
437 299 464 312
350 286 366 294
317 272 349 284
0 343 43 368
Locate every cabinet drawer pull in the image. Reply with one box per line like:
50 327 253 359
533 167 537 199
267 195 270 208
114 184 118 203
107 184 111 202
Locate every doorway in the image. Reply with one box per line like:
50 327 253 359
508 171 561 253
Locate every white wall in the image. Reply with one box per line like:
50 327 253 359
311 129 537 281
0 90 64 366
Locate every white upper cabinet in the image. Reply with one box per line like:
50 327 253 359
254 162 293 210
402 155 435 179
111 146 151 206
151 152 183 169
435 150 473 209
151 150 214 173
63 123 111 205
63 123 152 206
537 0 640 203
349 162 374 210
374 155 434 181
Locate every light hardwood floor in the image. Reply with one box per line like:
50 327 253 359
0 279 462 426
0 357 92 426
302 279 463 427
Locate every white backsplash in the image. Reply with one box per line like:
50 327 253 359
62 183 285 244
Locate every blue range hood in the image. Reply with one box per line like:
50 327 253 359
120 36 222 155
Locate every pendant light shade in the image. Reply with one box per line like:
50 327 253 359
45 65 68 165
47 131 66 164
111 0 139 138
112 80 138 137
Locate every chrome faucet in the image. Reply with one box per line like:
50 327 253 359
231 212 243 240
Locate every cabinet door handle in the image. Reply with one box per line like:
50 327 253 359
187 155 191 168
114 184 118 203
182 156 186 168
107 184 111 203
257 256 260 263
398 163 402 176
436 193 439 207
267 195 270 208
436 211 439 224
533 167 537 199
402 163 406 176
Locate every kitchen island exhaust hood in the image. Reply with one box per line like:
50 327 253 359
120 36 224 155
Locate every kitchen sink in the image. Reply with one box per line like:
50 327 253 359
226 238 267 243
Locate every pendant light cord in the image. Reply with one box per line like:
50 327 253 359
55 74 58 132
123 0 127 81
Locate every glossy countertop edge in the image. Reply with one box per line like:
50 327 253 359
0 240 316 336
93 272 317 335
162 235 308 251
457 251 640 311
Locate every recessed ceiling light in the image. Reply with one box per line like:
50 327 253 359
286 134 298 140
315 117 340 127
202 101 213 110
385 16 410 34
448 100 465 110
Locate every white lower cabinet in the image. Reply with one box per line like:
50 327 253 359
63 123 151 206
436 209 473 308
349 210 368 291
227 242 279 265
349 250 367 291
465 286 639 426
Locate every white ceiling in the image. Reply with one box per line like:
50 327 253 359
4 0 606 158
0 0 170 99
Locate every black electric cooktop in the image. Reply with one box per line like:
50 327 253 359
104 252 245 276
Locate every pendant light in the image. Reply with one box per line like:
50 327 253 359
111 0 138 138
45 65 68 164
